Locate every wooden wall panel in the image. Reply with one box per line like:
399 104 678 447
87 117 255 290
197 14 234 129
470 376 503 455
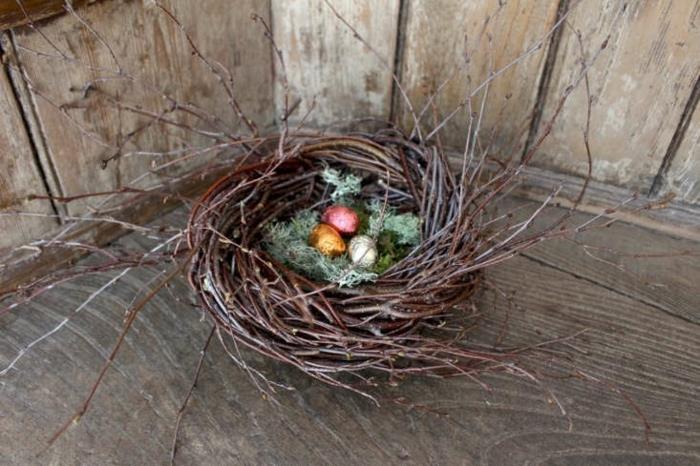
0 0 88 31
532 0 700 192
0 64 56 251
13 0 273 215
397 0 560 156
271 0 400 128
1 0 697 255
662 97 700 204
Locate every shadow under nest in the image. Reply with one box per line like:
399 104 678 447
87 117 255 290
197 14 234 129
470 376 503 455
186 130 531 397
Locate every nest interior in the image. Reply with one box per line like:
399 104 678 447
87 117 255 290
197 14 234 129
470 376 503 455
186 132 509 392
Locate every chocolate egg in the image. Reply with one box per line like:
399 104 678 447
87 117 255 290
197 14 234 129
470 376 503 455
309 224 346 257
321 205 360 235
348 235 378 268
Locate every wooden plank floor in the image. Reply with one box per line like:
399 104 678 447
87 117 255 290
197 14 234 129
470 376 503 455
1 199 699 465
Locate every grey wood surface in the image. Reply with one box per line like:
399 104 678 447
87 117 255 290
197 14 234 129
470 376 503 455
0 0 89 31
271 0 400 127
12 0 274 216
664 83 700 204
2 0 700 260
1 200 699 465
0 50 57 251
533 0 700 193
397 0 559 155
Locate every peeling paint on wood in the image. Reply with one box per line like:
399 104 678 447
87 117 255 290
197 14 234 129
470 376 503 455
12 0 274 215
532 0 700 192
0 60 56 251
662 81 700 203
397 0 560 155
271 0 400 127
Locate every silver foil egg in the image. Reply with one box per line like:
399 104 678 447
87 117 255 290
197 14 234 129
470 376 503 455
348 235 378 268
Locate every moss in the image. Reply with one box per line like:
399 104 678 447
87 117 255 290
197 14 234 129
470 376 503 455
366 200 422 245
373 230 404 274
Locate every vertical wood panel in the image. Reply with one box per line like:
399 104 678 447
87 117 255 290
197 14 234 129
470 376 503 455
0 62 56 251
271 0 400 127
663 98 700 203
398 0 560 155
532 0 700 192
13 0 273 215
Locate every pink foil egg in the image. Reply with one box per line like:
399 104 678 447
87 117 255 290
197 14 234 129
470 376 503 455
321 205 360 235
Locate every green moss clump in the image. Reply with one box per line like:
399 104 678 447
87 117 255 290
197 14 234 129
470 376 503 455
374 230 403 274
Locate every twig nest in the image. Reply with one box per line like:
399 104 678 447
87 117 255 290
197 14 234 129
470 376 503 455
309 224 346 257
348 235 378 268
187 135 485 395
321 205 359 235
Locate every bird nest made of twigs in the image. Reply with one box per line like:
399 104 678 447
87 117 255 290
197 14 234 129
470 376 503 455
185 130 526 394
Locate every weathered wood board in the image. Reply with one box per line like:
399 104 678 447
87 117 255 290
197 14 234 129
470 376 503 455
271 0 400 128
0 61 56 251
0 0 699 269
663 93 700 203
1 202 699 464
0 0 88 31
397 0 560 156
532 0 700 192
12 0 274 215
498 197 700 326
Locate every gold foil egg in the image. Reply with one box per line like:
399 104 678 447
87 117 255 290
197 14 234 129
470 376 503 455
348 235 378 268
308 224 346 257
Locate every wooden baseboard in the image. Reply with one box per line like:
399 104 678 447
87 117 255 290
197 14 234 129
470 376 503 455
512 164 700 242
0 166 227 294
443 154 700 242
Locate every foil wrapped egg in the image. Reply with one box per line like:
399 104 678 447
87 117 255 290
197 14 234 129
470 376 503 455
321 205 360 235
348 235 378 268
308 224 346 257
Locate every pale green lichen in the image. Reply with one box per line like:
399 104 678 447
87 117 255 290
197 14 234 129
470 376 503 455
322 168 362 202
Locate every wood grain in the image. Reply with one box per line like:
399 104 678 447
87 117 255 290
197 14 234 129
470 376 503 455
3 0 699 255
271 0 400 127
662 89 700 203
0 0 88 31
513 164 700 242
1 202 699 464
499 197 700 326
12 0 273 215
0 162 228 296
397 0 560 154
0 56 56 251
532 0 700 192
444 153 700 242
